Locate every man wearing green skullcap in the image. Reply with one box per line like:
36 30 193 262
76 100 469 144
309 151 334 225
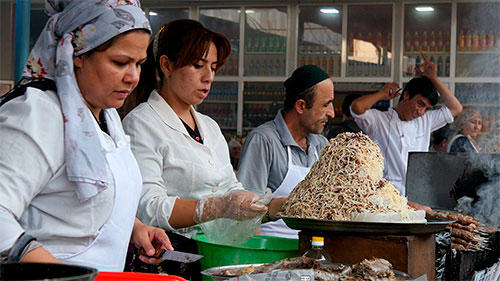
237 65 335 239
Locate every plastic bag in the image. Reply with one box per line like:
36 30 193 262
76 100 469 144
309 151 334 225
195 189 272 246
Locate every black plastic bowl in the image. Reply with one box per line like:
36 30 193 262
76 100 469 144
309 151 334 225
0 262 98 281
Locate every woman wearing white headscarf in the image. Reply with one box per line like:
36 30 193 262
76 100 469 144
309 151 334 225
0 0 172 271
447 108 482 153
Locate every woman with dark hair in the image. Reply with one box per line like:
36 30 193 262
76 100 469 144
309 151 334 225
0 0 172 271
122 19 280 278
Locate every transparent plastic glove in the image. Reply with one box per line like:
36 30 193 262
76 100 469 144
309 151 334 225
193 189 269 246
193 189 267 223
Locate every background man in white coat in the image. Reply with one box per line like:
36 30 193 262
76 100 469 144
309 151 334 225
238 65 334 239
350 53 462 210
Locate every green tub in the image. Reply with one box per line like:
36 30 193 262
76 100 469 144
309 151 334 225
193 234 298 280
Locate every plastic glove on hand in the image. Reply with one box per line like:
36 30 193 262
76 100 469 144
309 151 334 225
193 190 267 223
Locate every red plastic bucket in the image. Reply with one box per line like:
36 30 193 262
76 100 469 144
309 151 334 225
95 272 187 281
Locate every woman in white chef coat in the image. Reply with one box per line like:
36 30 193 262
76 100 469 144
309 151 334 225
0 0 172 272
122 19 281 278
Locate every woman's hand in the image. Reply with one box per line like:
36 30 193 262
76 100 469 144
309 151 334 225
20 247 61 264
131 218 173 264
193 190 268 223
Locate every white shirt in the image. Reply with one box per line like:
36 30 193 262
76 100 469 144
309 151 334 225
0 88 115 254
351 106 453 195
122 90 241 235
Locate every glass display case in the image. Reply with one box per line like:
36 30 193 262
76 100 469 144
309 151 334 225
403 3 451 78
297 5 343 77
200 8 240 76
455 83 500 133
455 2 500 78
244 7 288 76
243 82 284 133
197 82 238 135
347 5 393 78
147 8 189 34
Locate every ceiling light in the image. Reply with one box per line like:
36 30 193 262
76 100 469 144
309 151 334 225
320 8 339 14
237 10 255 14
149 11 158 16
415 6 434 12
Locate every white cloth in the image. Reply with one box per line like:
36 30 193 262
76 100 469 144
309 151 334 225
122 90 242 236
261 147 317 239
0 89 141 271
57 129 142 271
22 0 150 202
351 106 453 195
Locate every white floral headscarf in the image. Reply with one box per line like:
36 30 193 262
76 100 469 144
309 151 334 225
22 0 151 201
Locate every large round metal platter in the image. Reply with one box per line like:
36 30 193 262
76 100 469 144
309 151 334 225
201 262 412 281
280 216 453 235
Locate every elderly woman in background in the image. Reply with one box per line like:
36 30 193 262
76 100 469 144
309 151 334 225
228 139 242 172
447 109 482 153
0 0 172 271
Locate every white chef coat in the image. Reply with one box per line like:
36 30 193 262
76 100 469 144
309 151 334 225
122 90 242 236
351 106 453 195
0 88 118 255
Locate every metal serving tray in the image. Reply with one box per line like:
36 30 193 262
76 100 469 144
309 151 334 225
201 262 412 281
280 216 453 235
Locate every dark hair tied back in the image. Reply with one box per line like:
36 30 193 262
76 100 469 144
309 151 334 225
123 19 231 115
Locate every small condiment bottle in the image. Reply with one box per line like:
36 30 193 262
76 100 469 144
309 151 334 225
302 236 332 262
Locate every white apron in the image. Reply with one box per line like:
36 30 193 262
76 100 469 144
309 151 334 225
54 131 142 272
261 146 317 239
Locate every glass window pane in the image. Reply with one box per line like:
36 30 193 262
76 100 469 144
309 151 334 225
244 7 287 77
347 5 393 78
30 7 49 49
456 3 500 77
197 82 238 135
455 83 500 133
200 9 240 76
298 5 342 77
243 82 284 132
148 8 189 35
403 4 451 77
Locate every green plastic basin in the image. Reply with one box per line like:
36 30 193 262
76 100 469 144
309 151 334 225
193 234 298 271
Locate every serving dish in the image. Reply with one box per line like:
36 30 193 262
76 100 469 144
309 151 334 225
280 216 453 235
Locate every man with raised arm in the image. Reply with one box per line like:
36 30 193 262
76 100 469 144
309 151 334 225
350 53 462 210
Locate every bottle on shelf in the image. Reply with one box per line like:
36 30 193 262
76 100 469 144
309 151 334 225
387 32 392 53
376 32 383 49
413 31 420 52
472 30 480 52
348 59 355 77
466 29 472 51
437 55 443 76
415 55 421 76
302 236 332 262
299 55 306 66
247 35 253 52
261 33 268 53
437 31 444 52
321 56 327 73
405 32 412 52
487 30 495 50
430 56 435 66
253 34 261 52
422 31 428 52
348 32 355 54
458 29 465 51
429 31 436 52
337 54 341 77
480 30 487 51
328 56 334 76
366 32 374 45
